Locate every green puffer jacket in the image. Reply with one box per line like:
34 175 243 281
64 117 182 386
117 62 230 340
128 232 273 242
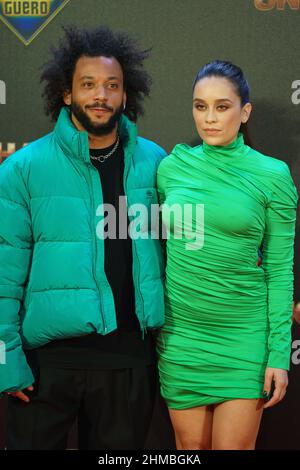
0 107 166 394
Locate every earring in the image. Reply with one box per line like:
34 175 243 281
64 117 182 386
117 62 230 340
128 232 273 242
123 103 126 111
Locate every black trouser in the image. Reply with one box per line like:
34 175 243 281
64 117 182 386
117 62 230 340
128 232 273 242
6 364 157 450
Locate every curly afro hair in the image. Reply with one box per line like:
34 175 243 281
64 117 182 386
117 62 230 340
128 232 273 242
41 25 152 122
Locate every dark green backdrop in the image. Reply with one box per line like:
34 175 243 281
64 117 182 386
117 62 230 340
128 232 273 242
0 0 299 450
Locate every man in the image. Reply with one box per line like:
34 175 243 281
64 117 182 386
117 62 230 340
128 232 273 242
0 26 166 450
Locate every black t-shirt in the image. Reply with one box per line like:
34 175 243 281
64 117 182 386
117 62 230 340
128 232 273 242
91 142 138 331
34 140 155 369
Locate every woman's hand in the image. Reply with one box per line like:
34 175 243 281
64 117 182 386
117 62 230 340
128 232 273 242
292 302 300 324
263 368 288 409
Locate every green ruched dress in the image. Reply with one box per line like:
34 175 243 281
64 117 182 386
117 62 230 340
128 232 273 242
156 134 298 409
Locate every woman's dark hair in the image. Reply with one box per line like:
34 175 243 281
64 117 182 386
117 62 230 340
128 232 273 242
41 26 152 122
193 60 251 144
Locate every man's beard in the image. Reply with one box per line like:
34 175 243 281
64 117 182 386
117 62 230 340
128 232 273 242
71 101 123 136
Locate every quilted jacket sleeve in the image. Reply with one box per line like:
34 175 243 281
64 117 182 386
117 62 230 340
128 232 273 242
0 156 34 395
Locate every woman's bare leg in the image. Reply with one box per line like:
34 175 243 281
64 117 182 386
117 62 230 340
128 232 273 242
211 399 264 450
168 406 214 450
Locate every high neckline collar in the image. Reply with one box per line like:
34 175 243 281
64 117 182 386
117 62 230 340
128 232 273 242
54 107 137 163
202 133 250 162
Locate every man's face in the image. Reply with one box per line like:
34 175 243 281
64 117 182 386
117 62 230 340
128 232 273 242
64 55 126 136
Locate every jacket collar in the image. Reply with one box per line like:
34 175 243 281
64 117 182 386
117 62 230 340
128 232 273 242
54 107 137 163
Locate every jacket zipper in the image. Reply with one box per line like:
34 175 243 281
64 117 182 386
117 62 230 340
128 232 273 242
132 241 146 338
124 152 146 336
88 163 107 334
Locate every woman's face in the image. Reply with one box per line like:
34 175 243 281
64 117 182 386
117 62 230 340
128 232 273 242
192 76 252 147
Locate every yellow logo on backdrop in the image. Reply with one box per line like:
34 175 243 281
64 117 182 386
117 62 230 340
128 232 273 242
0 0 70 45
255 0 300 9
2 1 51 17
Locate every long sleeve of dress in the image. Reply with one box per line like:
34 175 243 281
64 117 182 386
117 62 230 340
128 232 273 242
261 162 298 370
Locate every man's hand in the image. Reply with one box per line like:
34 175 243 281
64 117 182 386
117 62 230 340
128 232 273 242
6 385 34 403
293 302 300 324
263 368 288 409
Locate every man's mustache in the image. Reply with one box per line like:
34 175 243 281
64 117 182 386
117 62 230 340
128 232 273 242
86 103 113 112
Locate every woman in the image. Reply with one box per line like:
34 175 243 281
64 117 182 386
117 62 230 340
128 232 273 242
156 60 298 450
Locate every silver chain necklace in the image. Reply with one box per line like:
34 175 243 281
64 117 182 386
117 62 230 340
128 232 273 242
90 135 120 163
